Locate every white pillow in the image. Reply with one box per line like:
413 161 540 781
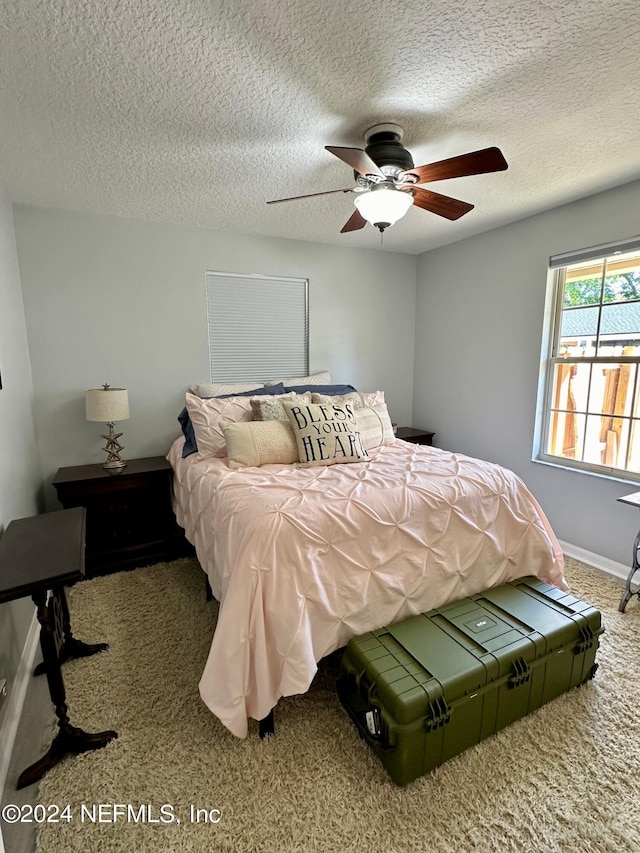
355 404 396 450
283 401 368 468
264 371 331 387
222 420 299 468
189 381 265 398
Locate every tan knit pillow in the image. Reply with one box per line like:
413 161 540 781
221 420 299 468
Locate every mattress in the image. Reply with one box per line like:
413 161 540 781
167 437 566 738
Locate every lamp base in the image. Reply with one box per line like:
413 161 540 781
101 422 127 470
103 459 127 470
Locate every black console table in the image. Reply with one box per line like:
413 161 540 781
0 508 117 789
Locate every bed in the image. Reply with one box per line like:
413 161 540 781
167 397 566 738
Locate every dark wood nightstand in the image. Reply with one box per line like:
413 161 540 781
395 427 435 446
52 456 185 576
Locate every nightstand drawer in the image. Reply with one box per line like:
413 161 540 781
84 490 173 551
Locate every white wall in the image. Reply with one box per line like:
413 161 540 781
0 184 41 778
13 207 417 503
0 194 40 523
414 179 640 566
13 181 640 565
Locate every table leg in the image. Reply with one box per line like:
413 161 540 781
17 589 117 790
33 585 108 676
619 525 640 612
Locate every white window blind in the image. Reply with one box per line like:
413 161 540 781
206 271 309 382
549 235 640 269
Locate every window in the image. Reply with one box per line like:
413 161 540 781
537 237 640 481
206 271 308 382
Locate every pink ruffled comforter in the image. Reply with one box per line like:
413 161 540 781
167 438 565 738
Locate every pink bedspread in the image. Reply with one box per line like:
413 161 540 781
167 438 565 738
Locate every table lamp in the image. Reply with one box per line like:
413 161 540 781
85 384 130 469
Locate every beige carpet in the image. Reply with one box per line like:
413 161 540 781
34 557 640 853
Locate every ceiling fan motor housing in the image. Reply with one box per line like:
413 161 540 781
363 124 414 178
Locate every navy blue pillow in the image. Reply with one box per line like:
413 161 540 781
179 383 286 457
217 382 285 399
283 383 357 395
178 407 199 457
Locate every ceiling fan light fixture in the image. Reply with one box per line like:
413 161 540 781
353 185 413 232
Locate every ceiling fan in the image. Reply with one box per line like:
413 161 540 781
267 123 508 234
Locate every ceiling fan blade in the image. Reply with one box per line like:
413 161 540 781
267 188 353 204
325 146 385 179
340 208 367 233
400 147 508 184
409 187 474 221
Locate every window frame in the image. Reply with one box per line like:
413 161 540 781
534 237 640 484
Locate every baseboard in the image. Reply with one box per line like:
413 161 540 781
0 611 39 799
559 540 629 583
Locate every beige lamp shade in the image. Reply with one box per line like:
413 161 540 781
85 386 130 423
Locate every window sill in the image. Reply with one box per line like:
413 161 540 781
532 454 640 487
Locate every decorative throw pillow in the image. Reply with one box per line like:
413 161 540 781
361 390 385 407
222 420 299 468
283 401 369 467
355 404 396 450
179 384 286 457
250 391 312 421
264 371 331 387
311 391 365 410
311 391 385 411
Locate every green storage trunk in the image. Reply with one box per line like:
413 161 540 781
337 576 603 786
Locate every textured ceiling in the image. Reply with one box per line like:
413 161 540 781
0 0 639 254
